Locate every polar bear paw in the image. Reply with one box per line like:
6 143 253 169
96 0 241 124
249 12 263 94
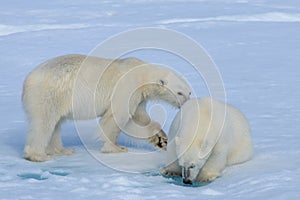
198 171 220 182
24 153 53 162
24 146 53 162
46 147 75 156
160 167 181 177
148 130 167 150
101 144 128 153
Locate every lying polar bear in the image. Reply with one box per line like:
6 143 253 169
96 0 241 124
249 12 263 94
22 54 191 162
161 97 253 184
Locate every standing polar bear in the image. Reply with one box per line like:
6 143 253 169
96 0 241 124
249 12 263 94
161 97 253 184
22 54 191 162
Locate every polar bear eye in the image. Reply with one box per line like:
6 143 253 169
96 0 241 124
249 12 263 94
159 79 167 86
189 164 195 169
177 92 183 96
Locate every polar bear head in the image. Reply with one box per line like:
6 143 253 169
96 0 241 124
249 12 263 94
141 64 191 108
175 136 210 184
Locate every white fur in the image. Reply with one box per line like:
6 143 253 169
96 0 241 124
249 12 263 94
22 54 191 162
161 97 253 183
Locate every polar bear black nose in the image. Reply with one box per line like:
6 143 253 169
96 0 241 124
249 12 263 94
183 178 192 185
177 91 191 97
177 92 183 96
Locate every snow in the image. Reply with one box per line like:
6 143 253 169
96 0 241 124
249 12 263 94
1 0 300 199
158 12 300 24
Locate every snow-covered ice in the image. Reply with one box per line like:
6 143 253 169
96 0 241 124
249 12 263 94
1 0 300 199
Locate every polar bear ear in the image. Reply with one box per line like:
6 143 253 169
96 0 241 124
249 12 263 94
158 79 168 86
175 136 180 145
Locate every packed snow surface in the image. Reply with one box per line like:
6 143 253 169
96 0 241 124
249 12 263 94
0 0 299 199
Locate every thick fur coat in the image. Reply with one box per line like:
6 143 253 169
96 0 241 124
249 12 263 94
161 97 253 184
22 54 191 162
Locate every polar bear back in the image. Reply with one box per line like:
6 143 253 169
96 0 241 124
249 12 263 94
22 55 148 119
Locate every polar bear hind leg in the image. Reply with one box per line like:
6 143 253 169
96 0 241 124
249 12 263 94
24 113 59 162
46 122 75 156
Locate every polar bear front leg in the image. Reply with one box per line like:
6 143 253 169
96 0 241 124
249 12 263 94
160 163 182 177
124 118 167 150
160 140 181 176
132 102 167 150
46 122 75 156
197 149 227 182
99 115 128 153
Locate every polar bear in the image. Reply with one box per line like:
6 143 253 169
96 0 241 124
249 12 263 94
161 97 253 184
22 54 191 162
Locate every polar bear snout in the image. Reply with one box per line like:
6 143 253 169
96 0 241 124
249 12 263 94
181 164 200 184
179 157 204 184
176 91 191 107
182 167 190 183
182 167 194 184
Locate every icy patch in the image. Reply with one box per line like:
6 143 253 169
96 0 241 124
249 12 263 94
17 171 50 181
17 169 70 181
158 12 300 24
